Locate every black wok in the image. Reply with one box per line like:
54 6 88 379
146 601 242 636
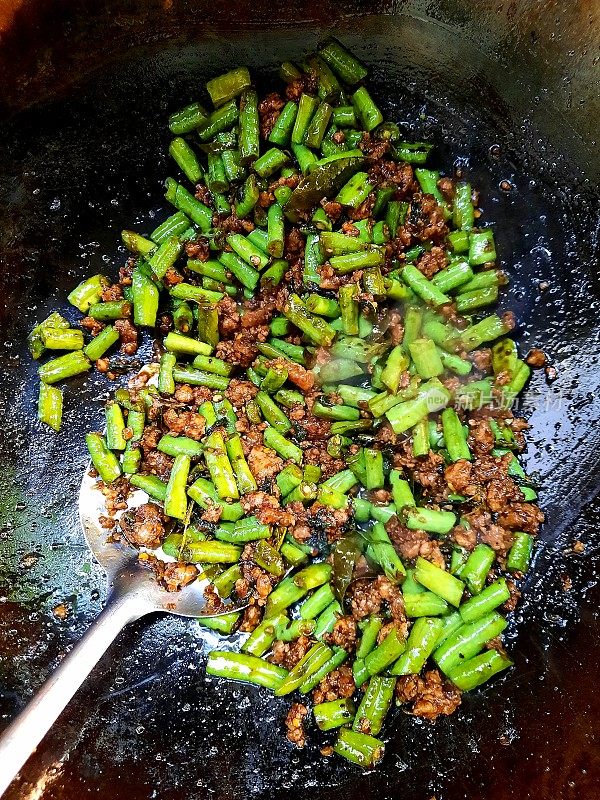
0 1 599 798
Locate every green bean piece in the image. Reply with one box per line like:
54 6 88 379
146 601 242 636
87 299 132 322
313 600 342 639
191 354 233 377
238 89 260 162
215 516 271 544
212 564 243 597
469 229 497 265
458 269 504 294
447 229 470 252
275 389 305 408
242 612 288 657
255 391 292 433
28 312 70 360
270 316 290 337
263 426 302 464
151 212 192 244
365 626 406 677
319 39 368 84
163 331 212 356
291 93 319 145
353 676 395 736
129 474 167 501
218 250 260 290
507 531 534 573
456 285 499 313
389 469 416 509
268 101 298 146
184 541 242 564
253 147 289 178
403 591 449 618
38 351 91 384
314 698 356 731
335 171 373 208
206 651 287 691
303 231 323 285
385 381 451 434
459 577 511 623
38 383 63 432
276 463 304 495
235 173 260 218
104 401 126 451
40 327 84 351
67 274 109 313
414 556 465 607
298 646 347 694
365 522 406 583
401 264 450 306
225 433 258 494
433 611 507 674
197 304 220 348
352 86 383 131
196 99 239 142
431 259 473 293
453 181 475 230
265 576 307 618
291 142 318 175
334 728 385 768
282 294 336 346
204 430 239 500
461 544 496 594
405 506 456 536
121 230 155 256
163 454 190 520
130 268 158 327
274 642 333 696
198 612 240 635
168 101 208 134
207 66 251 106
86 432 122 484
441 407 472 462
381 345 410 394
157 434 203 458
446 649 512 691
391 617 445 675
304 101 333 149
165 178 213 232
169 137 203 184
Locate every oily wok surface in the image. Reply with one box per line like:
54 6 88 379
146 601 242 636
0 2 599 798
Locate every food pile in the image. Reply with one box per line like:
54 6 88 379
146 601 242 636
29 40 544 767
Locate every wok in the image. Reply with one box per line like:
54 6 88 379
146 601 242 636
0 1 599 798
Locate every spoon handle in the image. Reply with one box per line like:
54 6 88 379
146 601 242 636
0 586 147 797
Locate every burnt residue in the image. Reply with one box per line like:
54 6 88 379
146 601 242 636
0 3 599 800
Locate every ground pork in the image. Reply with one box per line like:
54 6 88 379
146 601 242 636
395 669 462 720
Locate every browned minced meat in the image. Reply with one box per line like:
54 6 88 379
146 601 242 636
467 418 495 456
526 348 546 367
240 491 295 527
225 378 259 407
285 73 317 101
464 510 514 555
349 575 406 621
248 444 284 481
143 450 174 480
185 237 210 261
313 665 356 704
503 578 521 612
444 460 474 494
216 336 258 368
218 212 255 235
80 316 105 336
173 384 195 404
194 184 213 206
101 283 124 302
415 246 448 279
259 91 285 138
326 615 358 651
497 502 545 534
395 670 462 720
437 176 455 203
115 318 138 355
270 635 313 671
163 408 206 441
119 502 166 549
386 516 437 562
382 308 404 346
237 562 277 604
367 158 415 197
239 603 262 632
486 477 524 512
321 199 343 220
403 193 449 244
159 561 198 592
217 295 241 336
285 702 308 749
450 524 477 551
471 348 492 373
98 475 131 518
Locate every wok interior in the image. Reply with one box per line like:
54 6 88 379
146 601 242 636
0 2 598 798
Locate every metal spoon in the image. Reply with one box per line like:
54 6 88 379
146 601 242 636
0 469 231 795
